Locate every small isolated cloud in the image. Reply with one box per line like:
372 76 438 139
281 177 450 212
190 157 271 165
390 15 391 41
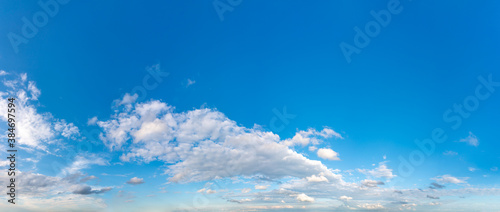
126 177 145 185
339 196 352 201
115 93 138 106
358 162 396 179
457 132 479 147
317 148 340 160
296 193 314 202
443 150 458 156
306 174 329 183
0 70 8 76
468 167 478 172
87 116 98 126
255 185 268 190
361 179 385 188
186 78 196 87
72 186 112 195
432 175 468 184
429 182 445 189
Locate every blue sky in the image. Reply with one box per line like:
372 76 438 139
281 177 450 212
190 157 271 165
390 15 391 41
1 0 500 211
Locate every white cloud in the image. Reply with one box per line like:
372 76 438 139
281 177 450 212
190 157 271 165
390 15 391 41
282 128 342 147
98 97 342 183
255 185 268 190
62 154 108 175
358 161 396 179
339 195 352 201
0 171 111 210
308 146 317 152
457 132 479 146
186 78 196 87
296 193 314 202
0 74 79 151
0 160 10 167
306 174 329 183
432 175 468 184
87 116 98 126
242 188 251 193
317 148 340 160
0 70 8 76
126 177 145 185
115 93 138 106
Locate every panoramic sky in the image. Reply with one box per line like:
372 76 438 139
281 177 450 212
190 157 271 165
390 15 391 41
1 0 500 211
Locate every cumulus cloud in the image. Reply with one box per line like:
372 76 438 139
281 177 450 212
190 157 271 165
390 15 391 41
126 177 145 185
457 132 479 146
306 174 329 183
339 195 352 201
97 97 342 183
358 162 395 179
317 148 340 160
432 175 468 184
282 128 342 147
296 193 314 202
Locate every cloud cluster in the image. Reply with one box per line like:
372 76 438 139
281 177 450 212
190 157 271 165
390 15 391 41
97 95 343 183
0 73 80 151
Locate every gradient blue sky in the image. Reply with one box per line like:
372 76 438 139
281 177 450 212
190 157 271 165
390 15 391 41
1 0 500 211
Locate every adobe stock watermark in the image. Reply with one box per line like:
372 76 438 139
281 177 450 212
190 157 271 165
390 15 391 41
396 74 499 178
269 106 296 133
340 0 409 63
7 0 70 54
213 0 242 21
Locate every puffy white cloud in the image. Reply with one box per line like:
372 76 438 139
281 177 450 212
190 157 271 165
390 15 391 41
306 174 329 183
432 175 468 184
126 177 145 185
457 132 479 146
358 161 395 179
282 128 342 147
97 97 342 183
296 193 314 202
317 148 340 160
339 195 353 201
